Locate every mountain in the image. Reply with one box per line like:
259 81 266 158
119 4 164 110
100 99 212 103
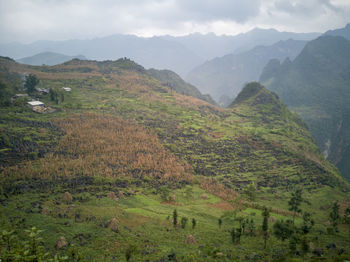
0 57 349 260
163 28 319 61
186 39 307 105
147 68 216 105
260 35 350 181
0 35 203 77
0 28 320 77
324 23 350 40
16 51 86 66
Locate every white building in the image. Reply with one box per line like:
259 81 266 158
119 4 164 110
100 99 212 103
27 101 44 107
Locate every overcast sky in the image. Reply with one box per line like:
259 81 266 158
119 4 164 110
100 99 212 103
0 0 349 44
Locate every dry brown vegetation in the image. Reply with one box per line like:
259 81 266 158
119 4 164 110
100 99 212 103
3 113 193 182
200 178 239 201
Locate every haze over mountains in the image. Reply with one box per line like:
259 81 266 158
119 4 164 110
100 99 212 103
17 52 86 66
186 39 307 105
0 27 319 78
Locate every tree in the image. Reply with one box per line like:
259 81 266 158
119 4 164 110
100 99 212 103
192 218 196 229
158 186 170 201
247 219 256 236
329 201 340 232
230 228 236 244
49 88 58 104
218 218 222 229
181 217 188 229
301 212 314 235
288 189 303 224
289 234 299 256
173 209 178 227
244 182 257 201
262 206 270 249
344 206 350 224
344 206 350 236
273 219 294 242
300 236 309 258
0 81 13 106
235 227 242 244
24 74 39 94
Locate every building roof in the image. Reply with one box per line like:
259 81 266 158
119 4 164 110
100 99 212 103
62 87 71 91
27 101 44 106
14 94 28 97
35 87 49 93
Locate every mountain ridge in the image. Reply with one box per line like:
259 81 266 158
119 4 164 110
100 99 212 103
186 39 307 105
0 27 320 77
17 51 87 66
260 35 350 181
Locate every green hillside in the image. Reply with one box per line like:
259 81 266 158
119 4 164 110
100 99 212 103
261 35 350 182
147 68 216 105
0 57 349 261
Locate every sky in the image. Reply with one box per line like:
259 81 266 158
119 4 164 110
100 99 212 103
0 0 349 44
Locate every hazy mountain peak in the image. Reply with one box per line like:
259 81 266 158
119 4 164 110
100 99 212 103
324 23 350 40
17 51 86 66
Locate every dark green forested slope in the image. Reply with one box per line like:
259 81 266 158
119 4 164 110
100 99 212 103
261 35 350 181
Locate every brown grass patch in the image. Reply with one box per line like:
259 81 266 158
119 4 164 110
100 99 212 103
3 113 193 183
207 201 235 211
200 178 239 201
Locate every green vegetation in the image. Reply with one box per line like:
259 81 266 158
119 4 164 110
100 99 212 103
288 188 303 224
0 57 350 260
261 35 350 181
24 74 39 94
147 68 216 105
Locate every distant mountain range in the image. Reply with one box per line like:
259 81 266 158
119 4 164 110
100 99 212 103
324 23 350 40
260 35 350 181
17 52 86 66
0 28 320 77
163 28 319 61
186 39 307 105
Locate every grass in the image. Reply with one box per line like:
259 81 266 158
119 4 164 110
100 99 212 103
0 57 350 261
2 186 349 261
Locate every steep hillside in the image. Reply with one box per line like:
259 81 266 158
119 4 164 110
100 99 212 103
0 58 349 261
261 35 350 181
17 52 86 66
147 68 216 105
186 39 307 105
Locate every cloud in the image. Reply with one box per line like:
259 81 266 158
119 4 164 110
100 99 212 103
0 0 349 43
274 0 339 16
176 0 261 23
